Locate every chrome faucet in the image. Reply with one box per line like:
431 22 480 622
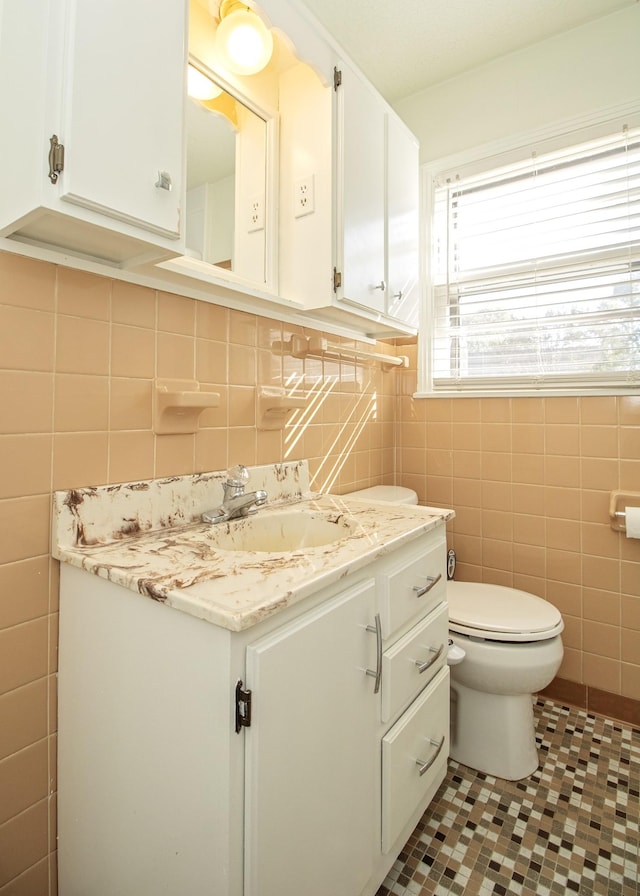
202 464 268 523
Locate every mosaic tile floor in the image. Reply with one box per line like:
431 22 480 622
378 699 640 896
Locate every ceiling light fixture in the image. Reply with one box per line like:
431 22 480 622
215 1 273 76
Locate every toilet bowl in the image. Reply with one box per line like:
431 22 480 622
448 581 563 780
343 485 564 781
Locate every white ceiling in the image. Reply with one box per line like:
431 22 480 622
295 0 637 103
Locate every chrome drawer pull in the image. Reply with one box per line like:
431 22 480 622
416 736 446 777
413 573 442 598
365 613 382 694
415 643 444 674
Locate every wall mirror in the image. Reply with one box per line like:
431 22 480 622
184 59 274 288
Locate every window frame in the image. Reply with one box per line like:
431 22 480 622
417 103 640 398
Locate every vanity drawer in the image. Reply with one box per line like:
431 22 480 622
381 601 448 723
381 667 449 854
377 532 446 638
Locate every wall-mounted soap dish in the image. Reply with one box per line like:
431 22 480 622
154 379 221 435
257 386 306 430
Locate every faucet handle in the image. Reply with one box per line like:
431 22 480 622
227 464 250 487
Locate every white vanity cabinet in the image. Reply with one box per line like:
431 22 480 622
57 522 449 896
0 0 186 266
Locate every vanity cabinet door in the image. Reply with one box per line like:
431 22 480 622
244 578 379 896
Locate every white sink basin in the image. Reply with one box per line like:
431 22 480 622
206 509 357 552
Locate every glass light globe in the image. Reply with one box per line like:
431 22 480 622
215 8 273 76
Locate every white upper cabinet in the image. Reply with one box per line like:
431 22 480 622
337 60 387 315
278 50 421 336
386 113 420 327
0 0 186 266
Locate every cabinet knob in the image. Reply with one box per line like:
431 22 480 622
155 170 172 191
373 280 386 291
393 290 403 301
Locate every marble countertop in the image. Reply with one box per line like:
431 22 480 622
53 462 453 631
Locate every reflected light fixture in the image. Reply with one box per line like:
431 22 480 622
187 63 223 101
215 1 274 76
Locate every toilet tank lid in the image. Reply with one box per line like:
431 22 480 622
447 581 564 641
343 486 418 505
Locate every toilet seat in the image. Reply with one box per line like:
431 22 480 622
447 582 564 643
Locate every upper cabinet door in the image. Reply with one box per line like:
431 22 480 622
58 0 185 239
386 114 420 327
336 59 386 314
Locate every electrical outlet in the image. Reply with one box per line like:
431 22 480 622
248 195 265 233
294 175 315 218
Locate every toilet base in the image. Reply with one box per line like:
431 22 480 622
449 682 539 780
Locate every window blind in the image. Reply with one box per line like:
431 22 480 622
430 126 640 391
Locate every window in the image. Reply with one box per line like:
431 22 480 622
425 123 640 393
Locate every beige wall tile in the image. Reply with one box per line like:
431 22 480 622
109 378 153 431
512 397 544 423
111 325 155 379
156 333 195 380
196 301 228 341
54 374 109 432
621 663 640 700
0 619 48 696
0 558 50 630
0 254 55 312
0 799 49 889
622 595 640 629
57 268 110 320
227 343 256 387
545 396 579 424
0 436 52 500
52 433 109 490
581 457 619 491
0 372 53 435
584 588 621 625
620 426 640 459
155 434 195 478
582 652 620 692
0 679 48 762
581 425 618 458
581 396 618 425
0 496 50 566
545 424 580 456
157 291 195 335
56 316 109 376
583 620 620 659
111 281 156 327
619 395 640 425
108 432 155 484
0 306 55 373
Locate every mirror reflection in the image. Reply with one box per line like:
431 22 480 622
185 68 268 284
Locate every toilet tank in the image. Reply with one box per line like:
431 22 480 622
343 486 418 505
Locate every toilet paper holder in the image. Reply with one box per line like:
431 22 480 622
609 490 640 533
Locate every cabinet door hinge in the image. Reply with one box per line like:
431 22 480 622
235 680 252 733
333 67 342 91
48 134 65 184
333 267 342 292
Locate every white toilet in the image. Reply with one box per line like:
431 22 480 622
344 485 564 781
